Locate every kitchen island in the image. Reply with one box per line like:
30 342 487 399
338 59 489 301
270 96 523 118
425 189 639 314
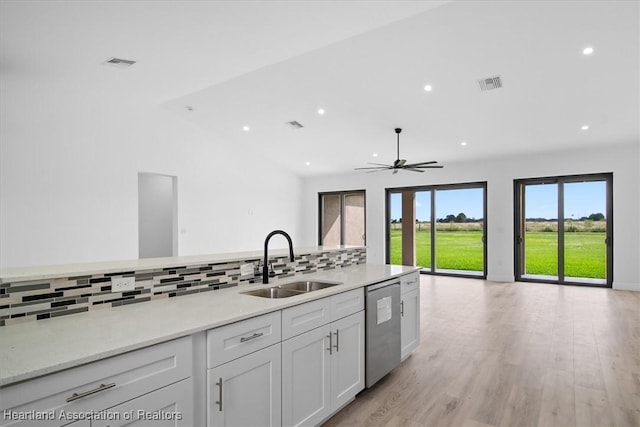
1 248 420 427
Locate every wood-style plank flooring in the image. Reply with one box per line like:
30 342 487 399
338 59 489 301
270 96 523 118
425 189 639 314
323 276 640 427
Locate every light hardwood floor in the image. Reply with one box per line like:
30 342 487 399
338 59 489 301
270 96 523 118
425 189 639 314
324 276 640 427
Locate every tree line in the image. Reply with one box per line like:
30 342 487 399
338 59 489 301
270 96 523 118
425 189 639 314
391 212 605 224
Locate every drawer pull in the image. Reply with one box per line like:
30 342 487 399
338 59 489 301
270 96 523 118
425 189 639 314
334 329 340 352
66 383 115 402
215 377 223 412
327 333 333 355
401 300 405 317
240 332 264 343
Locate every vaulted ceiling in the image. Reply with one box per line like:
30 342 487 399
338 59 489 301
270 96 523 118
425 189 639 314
2 1 638 176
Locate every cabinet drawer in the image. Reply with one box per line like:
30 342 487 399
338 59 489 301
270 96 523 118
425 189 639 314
207 311 281 368
330 288 364 322
282 298 331 340
401 272 420 294
0 336 192 427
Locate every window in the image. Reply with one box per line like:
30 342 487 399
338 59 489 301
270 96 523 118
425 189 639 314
318 191 366 246
387 183 487 278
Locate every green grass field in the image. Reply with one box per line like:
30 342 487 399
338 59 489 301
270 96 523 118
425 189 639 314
389 229 606 278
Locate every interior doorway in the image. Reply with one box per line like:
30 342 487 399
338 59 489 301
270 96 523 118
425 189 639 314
138 172 178 259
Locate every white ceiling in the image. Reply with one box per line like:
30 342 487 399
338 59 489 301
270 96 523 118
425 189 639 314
2 0 638 177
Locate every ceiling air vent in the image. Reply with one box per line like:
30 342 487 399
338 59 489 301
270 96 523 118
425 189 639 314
285 121 304 130
478 76 502 91
103 57 136 68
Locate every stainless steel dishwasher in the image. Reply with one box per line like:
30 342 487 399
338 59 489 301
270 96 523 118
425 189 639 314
365 278 401 387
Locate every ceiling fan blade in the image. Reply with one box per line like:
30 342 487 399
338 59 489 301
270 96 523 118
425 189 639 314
366 162 393 167
354 166 390 170
403 161 438 167
392 169 399 175
413 165 444 169
365 169 387 174
405 168 425 173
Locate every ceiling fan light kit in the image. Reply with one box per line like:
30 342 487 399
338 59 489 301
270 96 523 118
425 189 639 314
355 128 443 173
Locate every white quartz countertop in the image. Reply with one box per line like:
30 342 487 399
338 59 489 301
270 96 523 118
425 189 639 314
0 263 418 387
0 245 362 284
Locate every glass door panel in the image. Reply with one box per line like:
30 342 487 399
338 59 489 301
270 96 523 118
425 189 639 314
415 191 432 269
320 194 341 246
388 193 402 264
434 188 484 275
344 193 365 246
563 181 607 283
523 183 558 279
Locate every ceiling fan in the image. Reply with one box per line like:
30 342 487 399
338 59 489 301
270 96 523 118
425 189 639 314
355 128 444 174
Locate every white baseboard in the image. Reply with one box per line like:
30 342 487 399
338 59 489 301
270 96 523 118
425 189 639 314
613 281 640 291
487 275 515 283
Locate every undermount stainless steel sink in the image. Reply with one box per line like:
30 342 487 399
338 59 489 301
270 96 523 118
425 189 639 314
278 281 340 292
241 287 303 299
240 281 341 299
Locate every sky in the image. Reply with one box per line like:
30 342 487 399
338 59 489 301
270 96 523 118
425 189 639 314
390 188 484 222
389 181 606 222
525 181 606 219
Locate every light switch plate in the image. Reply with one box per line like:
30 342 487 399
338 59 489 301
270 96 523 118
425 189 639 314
240 263 254 277
111 277 135 292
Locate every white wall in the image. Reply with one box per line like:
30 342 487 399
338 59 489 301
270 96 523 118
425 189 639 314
0 77 303 268
301 143 640 291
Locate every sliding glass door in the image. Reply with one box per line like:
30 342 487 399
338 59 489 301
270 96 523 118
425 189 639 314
387 183 486 278
319 191 366 246
514 174 612 287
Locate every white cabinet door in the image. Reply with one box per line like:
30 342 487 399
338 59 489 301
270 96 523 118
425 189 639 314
401 288 420 360
0 337 192 427
281 324 331 427
330 311 365 411
207 343 281 427
93 378 193 427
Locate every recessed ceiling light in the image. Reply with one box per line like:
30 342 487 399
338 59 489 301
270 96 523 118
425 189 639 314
372 153 378 157
583 46 594 55
460 141 468 146
305 161 311 166
242 125 250 132
424 84 433 92
317 108 325 115
581 125 589 130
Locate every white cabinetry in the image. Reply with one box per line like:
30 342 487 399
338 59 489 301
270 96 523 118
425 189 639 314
400 272 420 360
206 312 282 427
281 289 365 427
93 378 193 427
0 337 193 427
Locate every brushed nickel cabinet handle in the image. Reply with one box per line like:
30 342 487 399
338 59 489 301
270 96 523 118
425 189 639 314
215 377 223 412
401 300 405 317
66 383 115 402
334 329 340 352
240 332 264 343
327 333 333 355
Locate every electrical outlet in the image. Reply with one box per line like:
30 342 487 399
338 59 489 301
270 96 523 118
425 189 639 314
111 277 135 292
240 263 254 277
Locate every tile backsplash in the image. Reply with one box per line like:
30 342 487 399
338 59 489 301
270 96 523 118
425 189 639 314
0 247 367 327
